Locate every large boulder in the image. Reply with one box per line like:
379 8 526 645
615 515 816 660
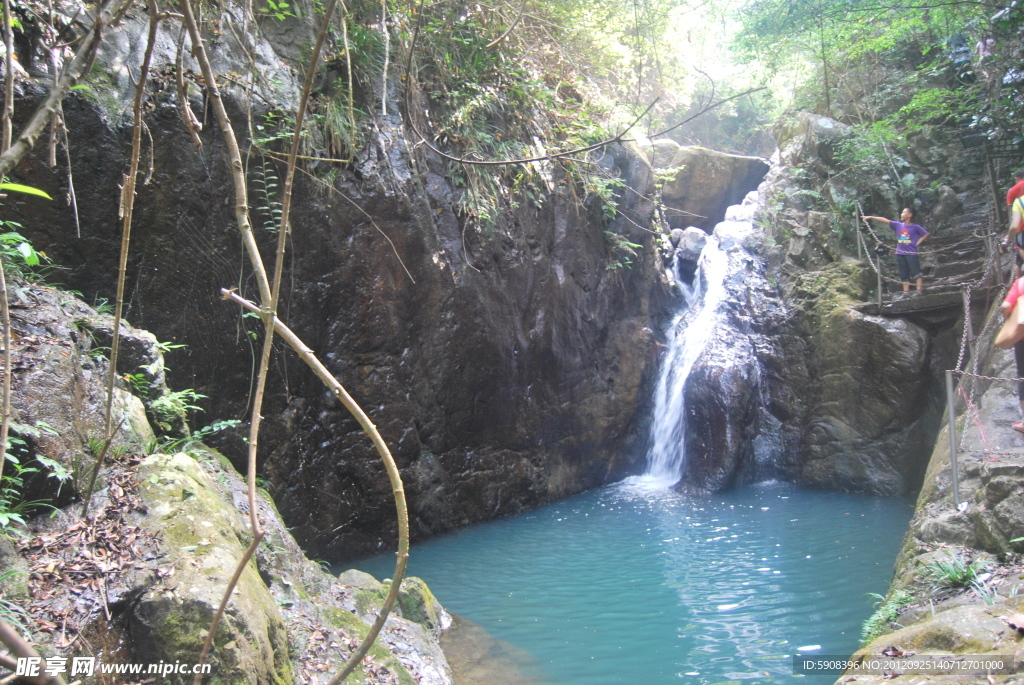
8 283 156 506
634 138 682 169
772 111 851 172
679 330 761 492
130 452 295 684
661 147 769 232
671 226 708 261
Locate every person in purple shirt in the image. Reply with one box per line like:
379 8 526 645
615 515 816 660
862 207 930 299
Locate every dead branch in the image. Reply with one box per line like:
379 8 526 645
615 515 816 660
0 0 133 179
2 0 12 152
83 0 161 520
178 0 271 671
181 0 409 680
180 0 269 308
79 418 124 519
380 0 389 118
0 0 12 491
402 13 763 170
175 26 203 149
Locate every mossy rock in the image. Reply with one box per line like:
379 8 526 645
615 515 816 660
376 577 446 637
321 608 417 685
858 604 1013 655
133 452 294 684
352 574 447 639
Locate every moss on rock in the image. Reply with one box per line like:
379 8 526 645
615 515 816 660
133 452 294 684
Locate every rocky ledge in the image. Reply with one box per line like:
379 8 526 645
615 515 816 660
0 282 451 684
836 303 1024 683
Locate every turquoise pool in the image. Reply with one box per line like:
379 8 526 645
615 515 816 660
352 480 913 684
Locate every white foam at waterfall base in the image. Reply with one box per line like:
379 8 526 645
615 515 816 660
628 231 730 489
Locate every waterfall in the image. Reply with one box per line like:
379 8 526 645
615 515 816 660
643 236 729 485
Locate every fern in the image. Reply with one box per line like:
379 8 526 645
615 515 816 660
252 156 283 234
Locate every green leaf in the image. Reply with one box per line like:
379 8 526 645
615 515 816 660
16 242 38 266
0 183 52 200
69 85 90 91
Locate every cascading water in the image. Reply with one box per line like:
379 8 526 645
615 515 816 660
644 235 730 485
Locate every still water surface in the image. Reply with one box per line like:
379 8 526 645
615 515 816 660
353 480 913 684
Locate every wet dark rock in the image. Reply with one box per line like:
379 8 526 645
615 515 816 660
8 71 677 560
679 329 761 493
664 196 792 494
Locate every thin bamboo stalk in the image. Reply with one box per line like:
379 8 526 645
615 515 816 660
2 0 13 152
0 0 12 490
179 0 409 677
220 289 409 685
81 0 160 518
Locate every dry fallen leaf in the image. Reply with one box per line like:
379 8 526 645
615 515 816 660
1005 613 1024 633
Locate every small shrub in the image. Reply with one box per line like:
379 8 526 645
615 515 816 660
152 419 242 455
923 553 987 591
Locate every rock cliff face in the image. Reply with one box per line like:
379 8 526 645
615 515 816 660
4 7 687 560
753 113 964 495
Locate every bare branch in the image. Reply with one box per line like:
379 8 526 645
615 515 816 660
2 0 13 152
0 0 134 179
637 87 766 139
0 0 11 495
219 289 410 685
175 26 203 149
410 98 660 167
485 0 527 49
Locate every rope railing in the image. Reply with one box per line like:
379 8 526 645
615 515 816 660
852 206 1006 299
941 274 1012 511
